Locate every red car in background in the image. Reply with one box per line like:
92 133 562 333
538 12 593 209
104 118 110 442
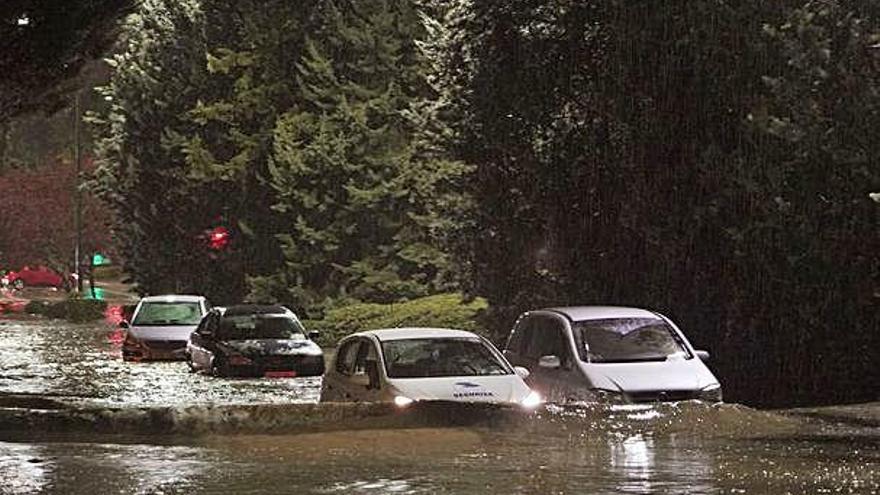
2 266 71 291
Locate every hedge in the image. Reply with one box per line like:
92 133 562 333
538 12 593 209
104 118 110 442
25 297 107 323
302 293 488 346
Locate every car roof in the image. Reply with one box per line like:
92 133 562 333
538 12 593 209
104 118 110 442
352 327 482 342
139 294 205 303
536 306 662 321
216 304 293 317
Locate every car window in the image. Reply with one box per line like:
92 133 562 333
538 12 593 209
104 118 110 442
132 302 203 326
353 340 378 376
506 316 529 354
381 338 511 378
516 315 570 362
216 314 306 341
530 316 571 364
335 340 361 375
572 318 689 363
195 314 213 335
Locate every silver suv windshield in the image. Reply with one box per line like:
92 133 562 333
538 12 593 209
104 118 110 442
132 302 202 326
381 338 511 378
572 318 689 363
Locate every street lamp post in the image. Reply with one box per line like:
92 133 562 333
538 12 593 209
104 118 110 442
73 91 83 293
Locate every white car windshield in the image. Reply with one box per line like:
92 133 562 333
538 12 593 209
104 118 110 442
572 318 689 363
132 302 202 326
216 315 306 341
381 337 511 378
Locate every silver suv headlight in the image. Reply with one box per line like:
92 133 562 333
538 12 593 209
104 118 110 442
697 384 723 403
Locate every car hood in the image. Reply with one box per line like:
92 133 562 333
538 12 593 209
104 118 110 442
583 357 719 393
129 325 197 342
388 375 531 404
221 339 322 357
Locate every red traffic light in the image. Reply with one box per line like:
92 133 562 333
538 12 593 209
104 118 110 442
208 226 230 250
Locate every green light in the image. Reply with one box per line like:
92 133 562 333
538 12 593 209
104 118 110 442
92 253 108 266
86 287 105 300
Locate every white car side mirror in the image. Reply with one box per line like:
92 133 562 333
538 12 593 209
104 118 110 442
695 350 710 362
538 355 561 369
513 366 530 379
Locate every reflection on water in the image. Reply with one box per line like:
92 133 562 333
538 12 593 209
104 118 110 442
1 407 878 494
1 319 879 494
0 439 223 495
0 442 52 494
0 319 320 407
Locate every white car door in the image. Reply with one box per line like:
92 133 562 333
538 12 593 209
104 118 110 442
321 338 360 402
332 338 384 402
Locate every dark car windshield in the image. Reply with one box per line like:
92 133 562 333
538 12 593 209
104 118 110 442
216 315 306 341
572 318 689 363
132 302 202 326
381 337 511 378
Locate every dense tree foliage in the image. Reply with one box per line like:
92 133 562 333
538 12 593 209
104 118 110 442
90 0 222 298
426 0 879 407
92 0 466 310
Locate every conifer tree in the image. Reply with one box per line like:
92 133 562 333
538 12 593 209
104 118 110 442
268 0 465 306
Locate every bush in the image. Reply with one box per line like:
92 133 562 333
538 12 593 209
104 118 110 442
24 300 52 316
302 293 488 346
27 297 107 323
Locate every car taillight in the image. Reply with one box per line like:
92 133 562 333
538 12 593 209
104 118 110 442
228 355 253 366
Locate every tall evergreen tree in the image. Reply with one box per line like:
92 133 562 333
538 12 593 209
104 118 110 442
90 0 223 298
266 0 465 307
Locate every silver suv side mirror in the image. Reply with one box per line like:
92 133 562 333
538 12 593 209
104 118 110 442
538 355 561 369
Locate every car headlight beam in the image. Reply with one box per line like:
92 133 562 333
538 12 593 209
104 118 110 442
393 395 414 407
520 390 543 408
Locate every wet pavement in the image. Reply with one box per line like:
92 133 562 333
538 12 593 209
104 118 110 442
0 318 321 408
1 318 879 494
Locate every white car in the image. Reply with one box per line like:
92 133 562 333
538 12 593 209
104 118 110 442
320 328 542 409
503 306 722 403
121 295 209 361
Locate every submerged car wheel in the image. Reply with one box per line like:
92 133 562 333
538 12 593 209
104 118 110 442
185 354 198 373
211 357 230 377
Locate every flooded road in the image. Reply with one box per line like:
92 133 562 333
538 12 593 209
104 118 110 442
0 319 320 408
1 319 878 494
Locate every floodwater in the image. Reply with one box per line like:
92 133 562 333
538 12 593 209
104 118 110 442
1 318 878 494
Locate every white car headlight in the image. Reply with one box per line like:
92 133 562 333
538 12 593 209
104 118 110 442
520 390 543 408
393 395 414 407
590 388 625 404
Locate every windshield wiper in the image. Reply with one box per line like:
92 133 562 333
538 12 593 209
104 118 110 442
596 356 668 363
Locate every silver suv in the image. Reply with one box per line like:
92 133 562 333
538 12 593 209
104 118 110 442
121 294 209 361
503 306 722 403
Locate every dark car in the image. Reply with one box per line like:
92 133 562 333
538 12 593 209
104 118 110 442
186 304 325 378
